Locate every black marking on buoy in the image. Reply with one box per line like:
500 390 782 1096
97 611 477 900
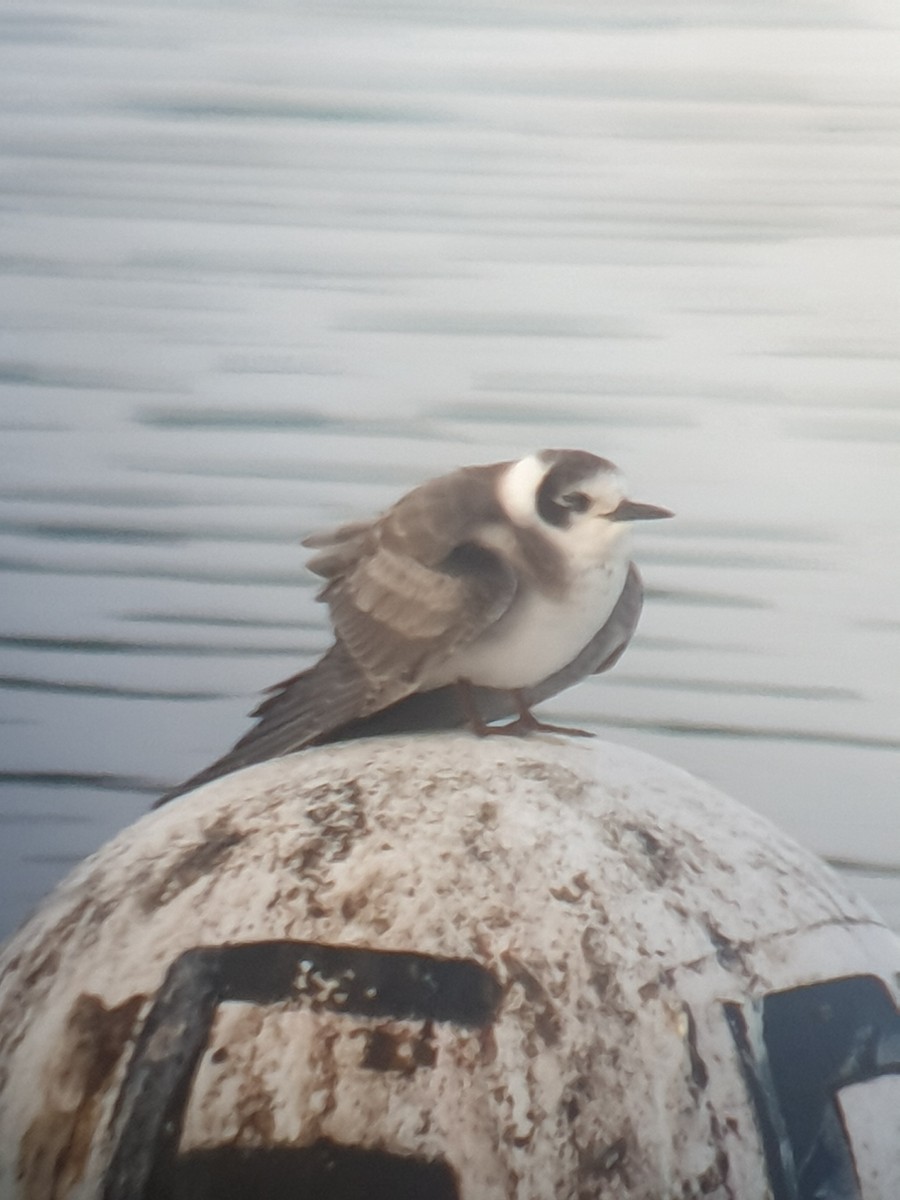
726 973 900 1200
102 941 500 1200
172 1139 459 1200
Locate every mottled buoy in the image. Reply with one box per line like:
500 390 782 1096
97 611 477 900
0 735 898 1199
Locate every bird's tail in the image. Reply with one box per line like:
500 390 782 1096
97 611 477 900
156 643 370 805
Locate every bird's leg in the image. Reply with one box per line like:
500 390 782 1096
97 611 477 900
509 691 594 738
454 679 501 736
455 680 593 740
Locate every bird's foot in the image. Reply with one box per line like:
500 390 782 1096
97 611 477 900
454 681 594 740
472 716 594 739
510 691 594 739
502 712 594 739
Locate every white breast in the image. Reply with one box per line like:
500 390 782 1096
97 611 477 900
425 555 630 691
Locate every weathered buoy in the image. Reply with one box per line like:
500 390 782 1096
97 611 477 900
0 735 898 1199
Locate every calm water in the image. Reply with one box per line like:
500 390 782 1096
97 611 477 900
1 0 898 940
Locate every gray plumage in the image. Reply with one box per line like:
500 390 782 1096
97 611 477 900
158 451 669 805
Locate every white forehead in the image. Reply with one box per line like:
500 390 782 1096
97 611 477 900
498 452 625 525
498 454 548 524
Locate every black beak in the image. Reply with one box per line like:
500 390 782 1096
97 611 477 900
608 498 674 522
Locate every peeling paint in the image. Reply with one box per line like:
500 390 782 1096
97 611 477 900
18 992 144 1200
361 1022 437 1073
138 818 244 912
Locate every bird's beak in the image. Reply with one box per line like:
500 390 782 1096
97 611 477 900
608 498 674 522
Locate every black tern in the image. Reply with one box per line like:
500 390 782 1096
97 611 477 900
160 449 671 803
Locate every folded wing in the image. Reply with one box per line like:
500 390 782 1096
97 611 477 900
157 465 519 803
315 561 645 744
307 463 517 686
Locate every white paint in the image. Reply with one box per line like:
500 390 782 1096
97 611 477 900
838 1077 900 1200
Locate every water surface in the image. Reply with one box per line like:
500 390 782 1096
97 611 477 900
1 0 898 938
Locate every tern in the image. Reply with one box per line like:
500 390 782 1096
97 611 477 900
160 449 671 803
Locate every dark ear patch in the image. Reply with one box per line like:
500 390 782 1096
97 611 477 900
536 451 613 527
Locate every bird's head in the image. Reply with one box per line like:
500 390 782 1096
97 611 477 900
499 449 673 559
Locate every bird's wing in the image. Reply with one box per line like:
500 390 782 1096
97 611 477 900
316 562 645 742
306 464 518 684
156 464 518 804
156 563 643 805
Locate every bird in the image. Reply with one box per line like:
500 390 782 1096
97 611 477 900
158 449 672 803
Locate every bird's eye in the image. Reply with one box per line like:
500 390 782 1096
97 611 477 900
560 491 590 513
